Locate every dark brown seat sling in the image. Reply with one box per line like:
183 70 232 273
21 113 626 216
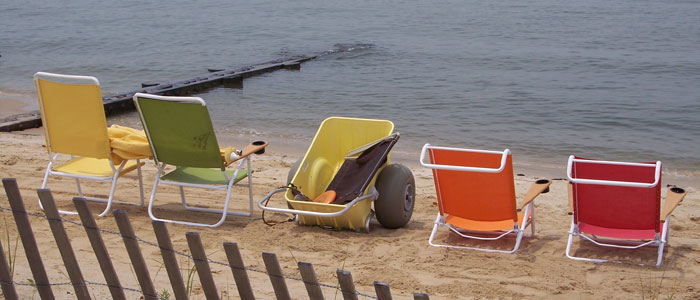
322 133 400 205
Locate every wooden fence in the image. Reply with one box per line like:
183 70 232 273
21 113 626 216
0 178 431 300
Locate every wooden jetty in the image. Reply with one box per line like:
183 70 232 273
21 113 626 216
0 47 341 132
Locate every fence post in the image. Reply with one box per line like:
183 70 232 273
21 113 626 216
0 237 19 300
113 210 158 300
74 197 127 300
152 221 189 300
223 242 255 300
413 292 430 300
37 189 91 300
336 270 358 300
2 178 55 300
298 262 324 300
261 252 291 300
186 232 219 300
374 281 392 300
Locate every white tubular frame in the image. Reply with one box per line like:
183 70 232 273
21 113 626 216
147 157 254 228
35 72 144 217
257 187 379 217
420 144 511 173
565 215 669 267
421 144 532 253
427 201 535 254
567 156 661 188
39 154 145 217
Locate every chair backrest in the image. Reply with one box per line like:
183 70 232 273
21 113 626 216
133 93 224 169
568 156 662 232
34 72 111 159
424 146 517 222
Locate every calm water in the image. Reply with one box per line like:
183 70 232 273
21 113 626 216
2 0 699 172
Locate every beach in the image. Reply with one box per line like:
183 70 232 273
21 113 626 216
1 110 699 299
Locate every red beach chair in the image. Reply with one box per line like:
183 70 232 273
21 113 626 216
420 144 551 253
565 156 687 266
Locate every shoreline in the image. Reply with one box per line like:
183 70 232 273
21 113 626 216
1 125 699 299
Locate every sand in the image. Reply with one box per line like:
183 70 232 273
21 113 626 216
1 122 699 299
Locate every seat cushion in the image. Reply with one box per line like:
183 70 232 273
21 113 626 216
54 157 140 177
161 167 249 185
578 222 660 240
446 213 527 232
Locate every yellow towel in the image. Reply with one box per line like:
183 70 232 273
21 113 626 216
107 125 151 164
107 125 237 165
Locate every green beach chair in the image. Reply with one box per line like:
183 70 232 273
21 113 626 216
133 93 264 227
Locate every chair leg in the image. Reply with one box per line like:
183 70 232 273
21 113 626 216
529 208 536 236
565 220 607 264
427 213 443 247
96 171 121 217
38 163 52 211
75 178 83 197
137 159 144 206
147 166 165 223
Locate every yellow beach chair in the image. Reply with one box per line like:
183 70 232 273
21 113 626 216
258 117 415 232
34 72 144 216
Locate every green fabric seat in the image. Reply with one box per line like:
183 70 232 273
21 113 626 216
162 167 251 185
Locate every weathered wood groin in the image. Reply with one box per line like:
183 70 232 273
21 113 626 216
0 49 330 132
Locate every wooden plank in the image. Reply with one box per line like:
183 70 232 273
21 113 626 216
0 50 331 132
152 221 188 300
413 292 430 300
113 210 157 300
37 189 91 300
73 197 127 300
223 242 255 300
2 178 55 300
261 252 291 300
297 262 324 300
185 232 219 300
373 281 392 300
336 270 358 300
0 237 19 300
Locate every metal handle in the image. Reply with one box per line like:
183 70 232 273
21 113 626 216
258 187 378 217
566 155 661 188
420 144 510 173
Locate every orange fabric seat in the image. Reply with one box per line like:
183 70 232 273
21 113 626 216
446 213 528 232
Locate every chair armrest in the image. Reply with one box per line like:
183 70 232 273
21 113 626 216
567 181 573 215
660 186 687 222
225 141 269 166
517 179 552 211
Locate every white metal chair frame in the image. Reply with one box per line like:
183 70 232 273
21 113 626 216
565 155 667 266
420 144 534 254
134 93 254 228
35 72 144 217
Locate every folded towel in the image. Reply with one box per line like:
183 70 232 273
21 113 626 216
107 125 237 166
107 125 151 164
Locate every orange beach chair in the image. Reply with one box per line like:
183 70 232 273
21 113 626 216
420 144 551 253
566 156 687 266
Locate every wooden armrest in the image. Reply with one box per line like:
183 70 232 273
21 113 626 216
567 181 573 215
660 186 687 222
517 179 552 211
224 141 268 166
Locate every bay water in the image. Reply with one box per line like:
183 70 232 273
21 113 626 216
2 0 699 173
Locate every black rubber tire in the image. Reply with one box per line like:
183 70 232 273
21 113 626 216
287 159 302 184
374 163 415 229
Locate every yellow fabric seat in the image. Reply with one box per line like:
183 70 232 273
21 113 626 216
54 157 141 177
